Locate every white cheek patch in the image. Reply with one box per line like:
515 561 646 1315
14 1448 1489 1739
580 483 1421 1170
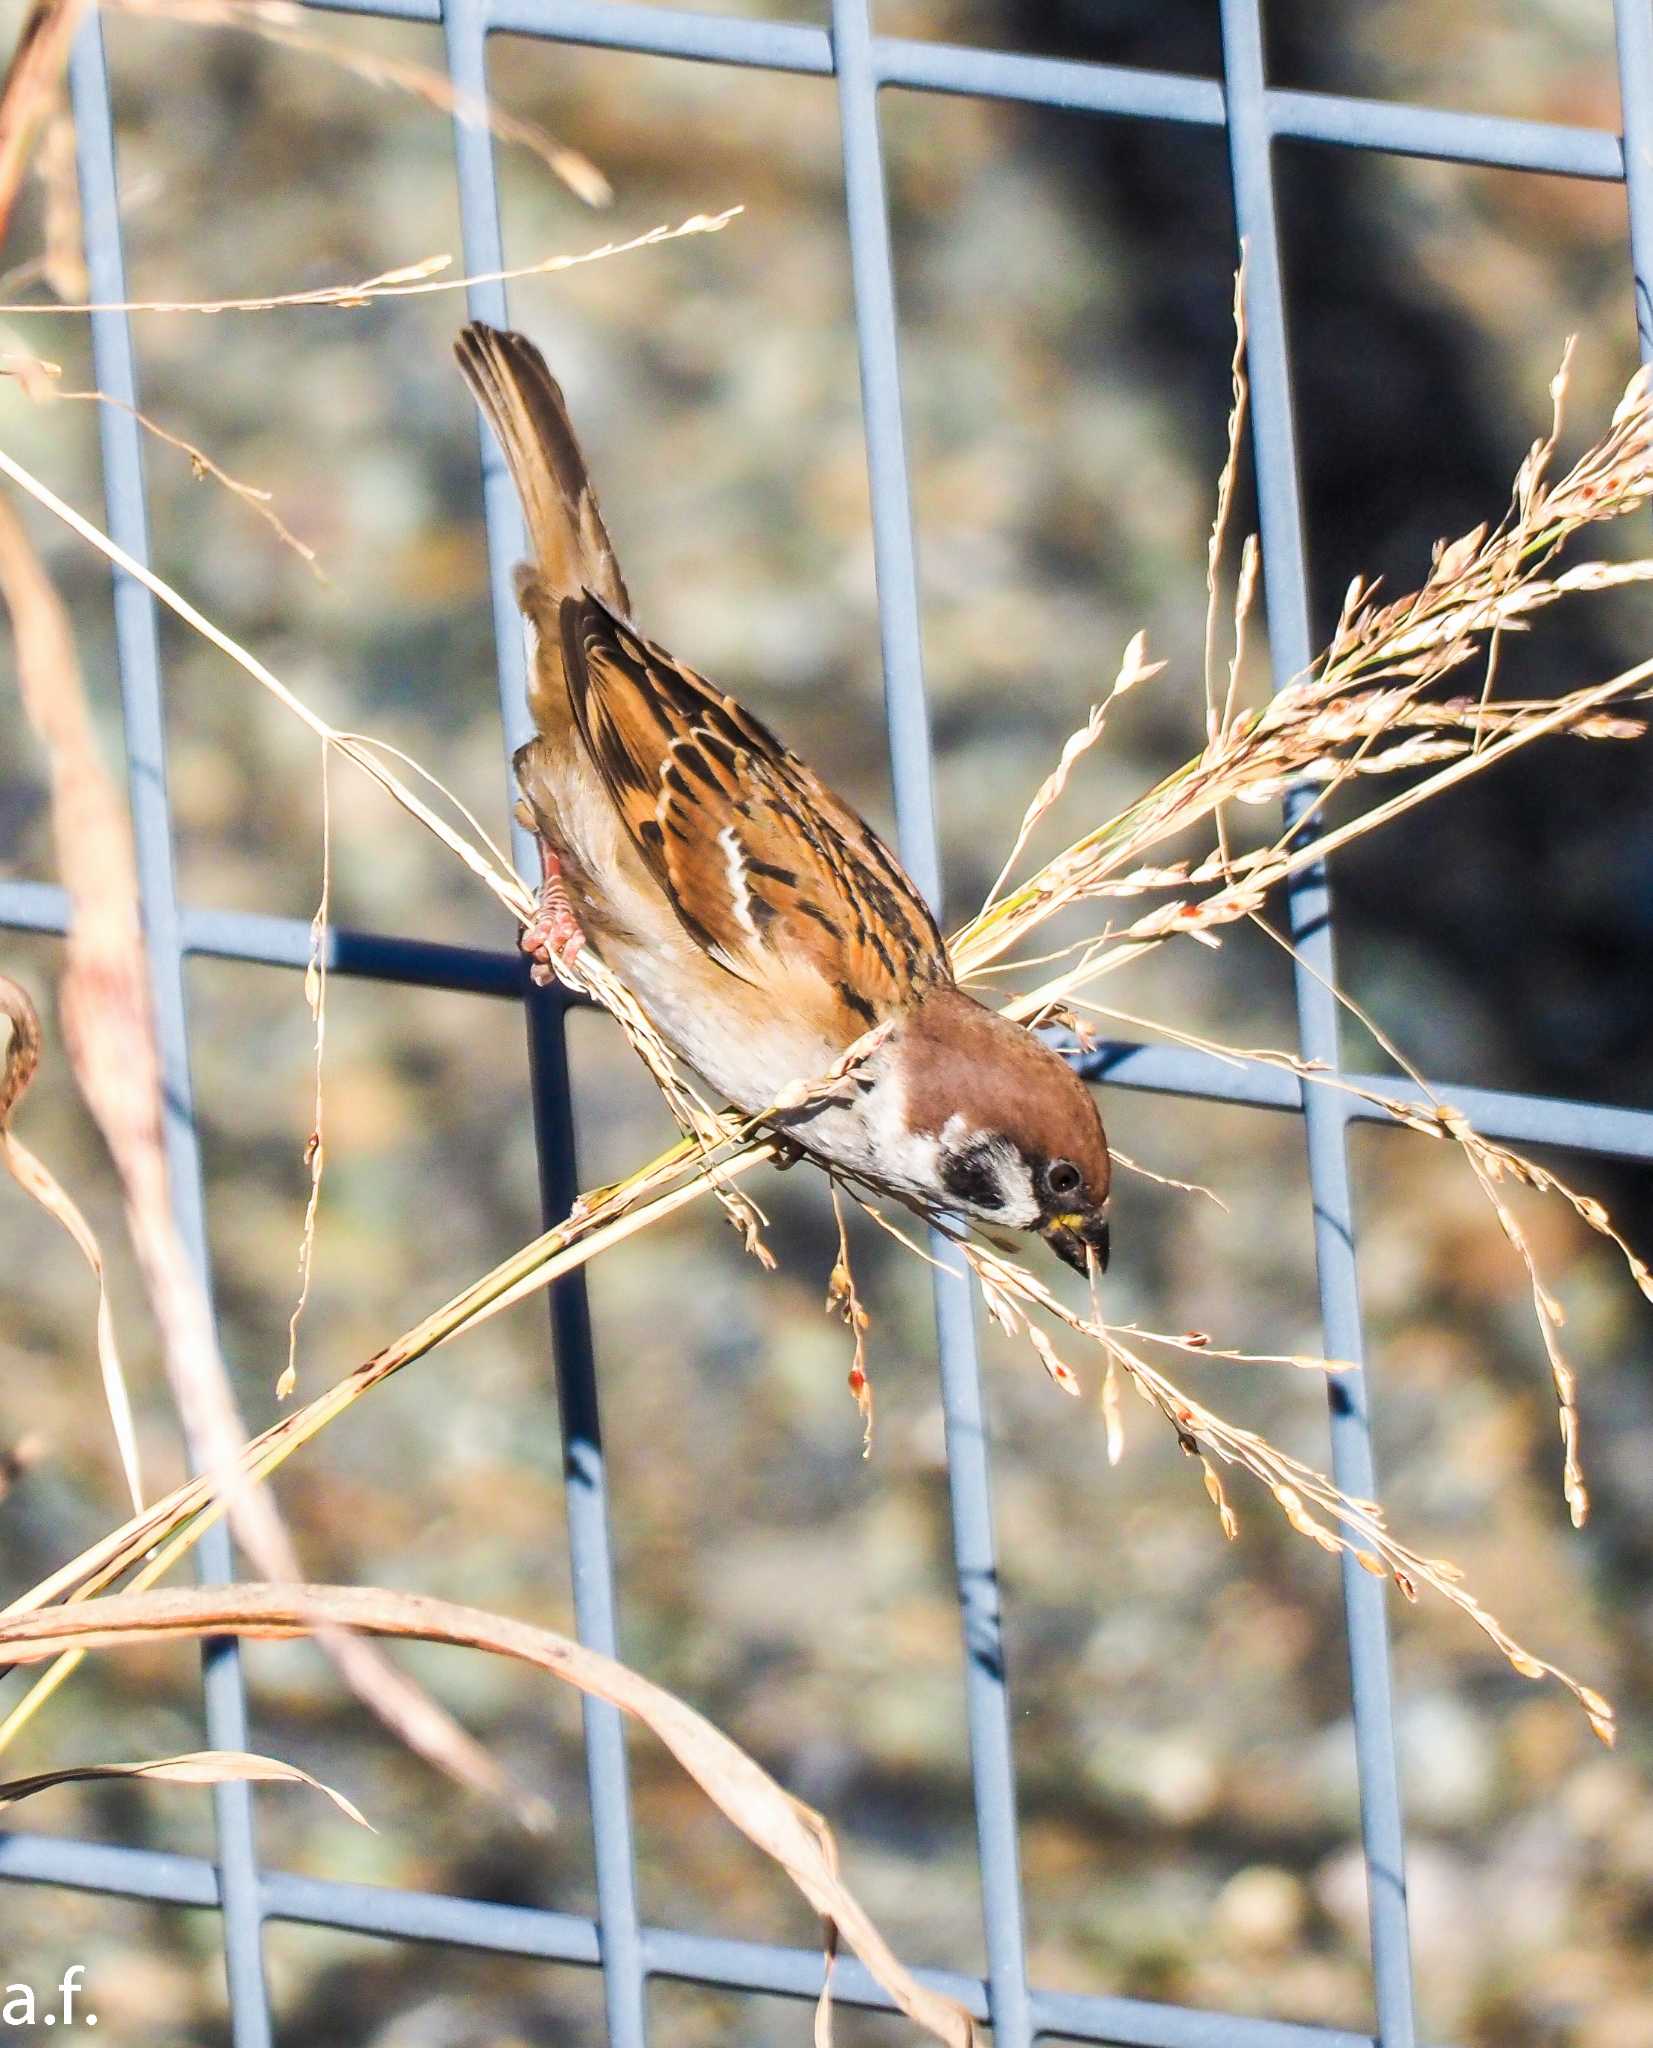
988 1152 1040 1230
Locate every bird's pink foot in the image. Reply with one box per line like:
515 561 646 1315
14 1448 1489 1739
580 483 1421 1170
521 843 586 987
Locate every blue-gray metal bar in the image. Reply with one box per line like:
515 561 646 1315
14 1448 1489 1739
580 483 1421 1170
879 34 1223 125
64 19 274 2045
0 1830 1381 2048
443 0 649 2038
1263 87 1622 178
9 877 1653 1160
1615 0 1653 358
183 907 534 999
832 0 941 897
1071 1042 1653 1162
833 1 1034 2040
1218 4 1415 2043
304 0 1626 184
487 0 829 71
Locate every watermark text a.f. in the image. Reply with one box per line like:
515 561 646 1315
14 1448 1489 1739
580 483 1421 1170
3 1965 99 2028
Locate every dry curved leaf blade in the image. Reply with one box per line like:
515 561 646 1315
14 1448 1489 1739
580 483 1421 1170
0 1746 371 1827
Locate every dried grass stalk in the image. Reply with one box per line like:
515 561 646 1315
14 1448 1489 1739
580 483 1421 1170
280 740 331 1400
0 0 91 248
2 353 324 572
947 1227 1614 1741
827 1182 874 1454
0 973 140 1509
956 353 1653 989
108 0 613 208
0 206 742 315
0 1583 980 2048
35 103 84 299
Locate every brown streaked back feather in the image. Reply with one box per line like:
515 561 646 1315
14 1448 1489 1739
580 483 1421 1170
454 322 629 732
562 591 953 1023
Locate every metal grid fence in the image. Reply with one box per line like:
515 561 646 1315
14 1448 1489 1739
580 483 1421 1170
3 3 1651 2044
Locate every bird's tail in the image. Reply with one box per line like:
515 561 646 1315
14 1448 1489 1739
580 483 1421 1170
454 323 629 729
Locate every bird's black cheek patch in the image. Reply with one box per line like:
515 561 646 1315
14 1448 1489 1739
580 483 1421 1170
941 1141 1003 1211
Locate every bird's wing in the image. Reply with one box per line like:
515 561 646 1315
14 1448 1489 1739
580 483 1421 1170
562 591 950 1028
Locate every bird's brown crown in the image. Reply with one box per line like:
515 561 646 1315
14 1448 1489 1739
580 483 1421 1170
900 984 1111 1202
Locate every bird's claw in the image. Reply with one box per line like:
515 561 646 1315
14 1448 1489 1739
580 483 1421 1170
521 843 586 984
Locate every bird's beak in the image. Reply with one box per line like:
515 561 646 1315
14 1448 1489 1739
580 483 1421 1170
1041 1211 1111 1276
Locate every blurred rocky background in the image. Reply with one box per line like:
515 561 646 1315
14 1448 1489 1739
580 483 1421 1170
1 0 1651 2042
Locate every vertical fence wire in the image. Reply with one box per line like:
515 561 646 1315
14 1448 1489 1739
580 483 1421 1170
6 6 1651 2045
65 17 275 2044
834 3 1036 2041
1616 0 1653 367
445 2 651 2040
1215 9 1418 2044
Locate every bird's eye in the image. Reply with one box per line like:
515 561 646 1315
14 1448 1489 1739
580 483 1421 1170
1044 1158 1083 1201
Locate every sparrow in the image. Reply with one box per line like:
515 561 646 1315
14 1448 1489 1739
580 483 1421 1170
456 323 1112 1274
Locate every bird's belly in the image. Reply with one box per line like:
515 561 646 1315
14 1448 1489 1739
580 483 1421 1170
597 923 840 1111
586 882 938 1196
635 980 929 1199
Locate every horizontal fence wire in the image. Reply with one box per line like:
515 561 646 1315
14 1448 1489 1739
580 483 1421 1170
8 874 1653 1164
3 2 1651 2044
